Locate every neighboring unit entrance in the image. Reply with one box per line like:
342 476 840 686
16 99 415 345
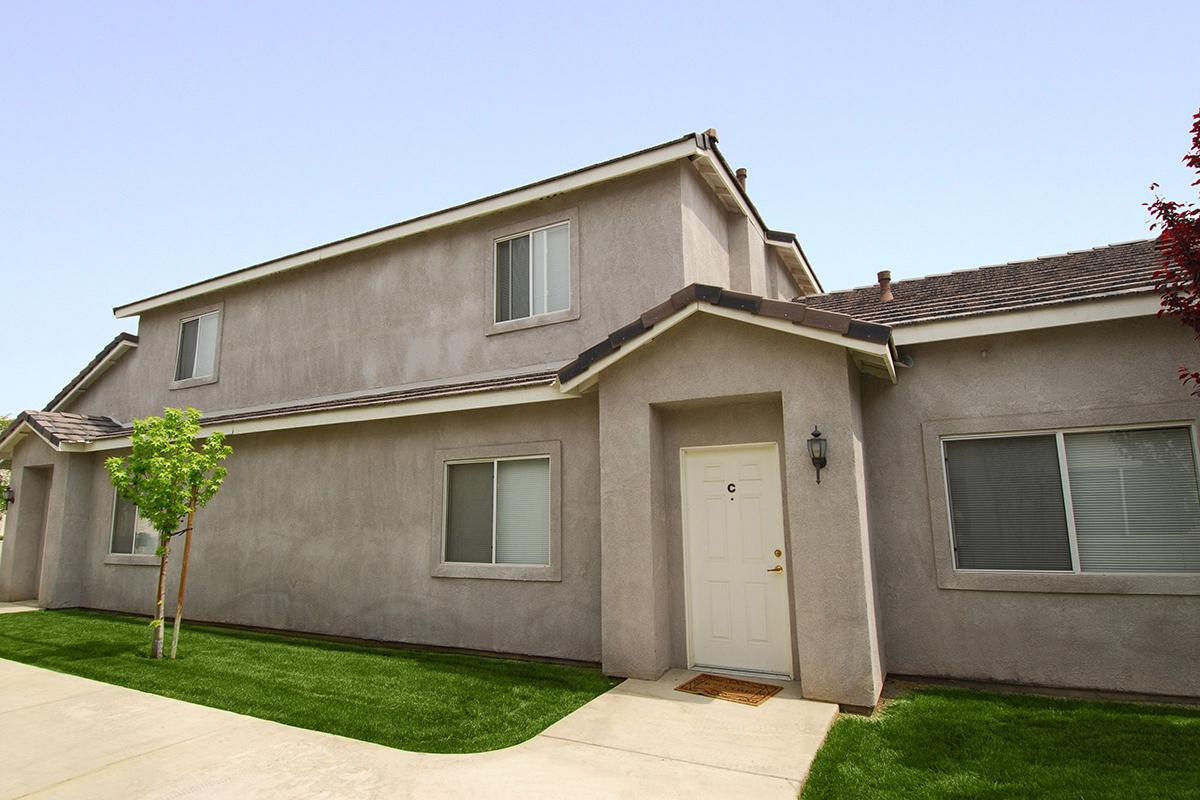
681 443 793 678
6 466 52 603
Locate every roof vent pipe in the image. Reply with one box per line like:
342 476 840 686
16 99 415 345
735 167 748 190
877 270 894 302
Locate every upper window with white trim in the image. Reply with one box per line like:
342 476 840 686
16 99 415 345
494 222 570 324
443 456 550 566
174 310 220 382
943 425 1200 574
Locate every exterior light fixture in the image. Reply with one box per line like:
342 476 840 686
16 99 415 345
2 486 13 506
807 427 828 484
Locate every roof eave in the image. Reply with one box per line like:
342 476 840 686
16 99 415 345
0 414 62 462
113 134 710 318
765 230 823 295
44 333 139 412
890 291 1161 345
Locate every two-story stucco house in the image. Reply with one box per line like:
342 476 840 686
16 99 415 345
1 131 1197 708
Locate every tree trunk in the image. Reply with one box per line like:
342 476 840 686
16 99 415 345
151 537 169 659
169 495 197 660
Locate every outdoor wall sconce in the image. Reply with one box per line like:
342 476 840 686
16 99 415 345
3 487 13 506
807 427 828 484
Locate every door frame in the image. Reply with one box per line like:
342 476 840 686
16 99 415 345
679 441 795 679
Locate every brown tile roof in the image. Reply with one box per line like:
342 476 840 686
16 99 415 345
89 370 561 440
802 239 1162 326
43 332 138 412
557 283 890 384
2 411 125 447
3 371 559 452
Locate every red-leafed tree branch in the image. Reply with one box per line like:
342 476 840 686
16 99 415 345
1149 109 1200 394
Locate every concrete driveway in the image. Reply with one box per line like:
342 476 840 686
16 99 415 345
0 658 836 799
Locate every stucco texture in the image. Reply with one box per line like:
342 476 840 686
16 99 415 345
70 165 689 423
9 397 602 662
0 437 95 606
679 164 796 300
596 313 885 707
864 315 1200 697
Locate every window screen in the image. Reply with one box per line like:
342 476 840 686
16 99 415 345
444 462 494 564
944 435 1074 571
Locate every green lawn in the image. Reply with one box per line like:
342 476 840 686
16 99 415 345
0 609 617 753
802 687 1200 800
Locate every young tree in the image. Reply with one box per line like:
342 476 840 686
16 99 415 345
1149 109 1200 394
105 408 232 659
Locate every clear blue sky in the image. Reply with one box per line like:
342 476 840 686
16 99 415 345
2 1 1196 414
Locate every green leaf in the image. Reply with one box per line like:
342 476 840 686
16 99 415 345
104 407 233 537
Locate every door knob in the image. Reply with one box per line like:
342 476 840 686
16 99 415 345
766 565 784 573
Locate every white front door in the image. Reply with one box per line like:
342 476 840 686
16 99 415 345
682 443 793 678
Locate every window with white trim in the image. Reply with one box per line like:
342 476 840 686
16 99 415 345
109 491 159 556
443 456 550 565
175 310 220 381
944 425 1200 574
494 222 569 323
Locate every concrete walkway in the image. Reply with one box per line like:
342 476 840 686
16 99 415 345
0 658 836 799
0 601 41 614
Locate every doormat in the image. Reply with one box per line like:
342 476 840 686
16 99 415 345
675 673 783 706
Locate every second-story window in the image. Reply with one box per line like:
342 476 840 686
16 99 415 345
175 310 220 381
494 221 570 323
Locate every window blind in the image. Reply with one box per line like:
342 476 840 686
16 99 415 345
1065 427 1200 573
444 462 494 563
531 224 569 316
495 239 512 322
192 313 219 378
176 318 199 379
944 435 1073 570
495 236 533 322
508 236 530 320
495 459 550 565
111 497 137 554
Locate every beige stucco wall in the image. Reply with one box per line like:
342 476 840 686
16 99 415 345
69 164 690 423
13 396 603 662
863 315 1200 696
66 160 800 430
0 436 98 606
14 288 1196 703
0 440 55 602
679 163 799 300
680 164 731 288
597 313 885 706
